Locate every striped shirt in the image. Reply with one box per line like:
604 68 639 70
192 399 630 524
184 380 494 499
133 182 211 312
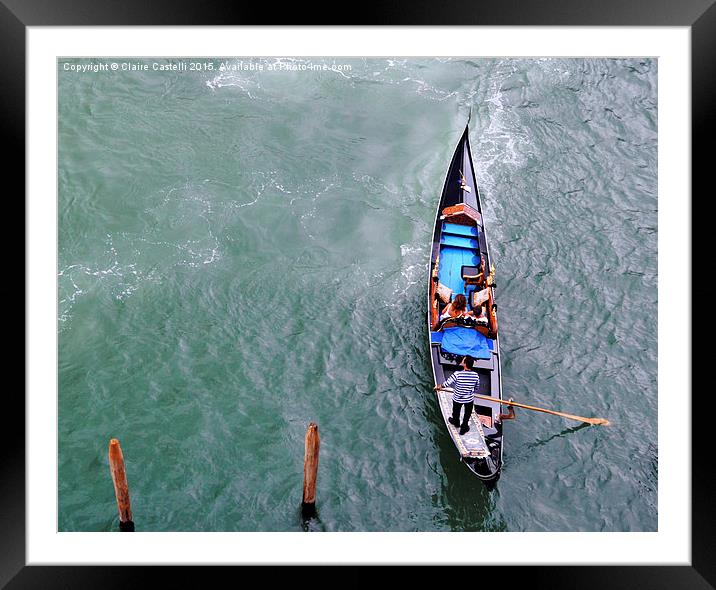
442 370 480 403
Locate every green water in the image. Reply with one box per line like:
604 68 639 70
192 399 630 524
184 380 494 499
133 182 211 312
58 57 657 532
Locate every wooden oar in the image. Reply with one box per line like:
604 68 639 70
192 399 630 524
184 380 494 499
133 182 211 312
439 388 609 426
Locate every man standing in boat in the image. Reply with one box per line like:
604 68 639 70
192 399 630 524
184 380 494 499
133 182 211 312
434 356 479 435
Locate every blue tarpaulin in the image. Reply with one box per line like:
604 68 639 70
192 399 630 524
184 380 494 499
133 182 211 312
440 326 492 360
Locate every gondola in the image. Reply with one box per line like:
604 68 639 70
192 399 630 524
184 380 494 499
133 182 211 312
427 120 504 486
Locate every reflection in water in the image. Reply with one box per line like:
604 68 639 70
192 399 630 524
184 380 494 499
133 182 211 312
506 422 591 470
525 422 591 450
301 511 326 532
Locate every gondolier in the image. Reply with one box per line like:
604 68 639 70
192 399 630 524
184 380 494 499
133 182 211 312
435 356 479 435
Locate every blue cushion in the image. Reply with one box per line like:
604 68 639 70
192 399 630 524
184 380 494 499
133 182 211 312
431 331 444 344
437 246 480 296
440 234 479 250
442 222 478 238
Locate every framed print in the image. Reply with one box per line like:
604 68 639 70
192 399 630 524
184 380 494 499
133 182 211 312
9 0 711 586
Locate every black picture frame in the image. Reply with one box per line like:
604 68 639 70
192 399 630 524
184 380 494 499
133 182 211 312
7 0 709 586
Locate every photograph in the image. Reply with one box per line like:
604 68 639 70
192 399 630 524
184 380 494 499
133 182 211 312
57 56 657 533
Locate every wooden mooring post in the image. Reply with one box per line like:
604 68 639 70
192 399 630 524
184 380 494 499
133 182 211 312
301 422 320 518
108 438 134 531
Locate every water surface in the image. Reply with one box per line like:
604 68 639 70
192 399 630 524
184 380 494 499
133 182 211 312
58 57 657 532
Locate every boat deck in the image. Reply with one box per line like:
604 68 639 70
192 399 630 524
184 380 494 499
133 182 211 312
436 388 490 458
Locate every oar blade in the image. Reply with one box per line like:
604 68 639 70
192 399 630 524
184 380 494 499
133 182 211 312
562 414 610 426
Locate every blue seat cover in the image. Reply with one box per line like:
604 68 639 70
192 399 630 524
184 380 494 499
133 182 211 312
437 246 480 296
440 234 479 250
442 222 478 238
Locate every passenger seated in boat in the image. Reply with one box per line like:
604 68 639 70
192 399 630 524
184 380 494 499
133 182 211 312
473 304 489 325
439 294 474 322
